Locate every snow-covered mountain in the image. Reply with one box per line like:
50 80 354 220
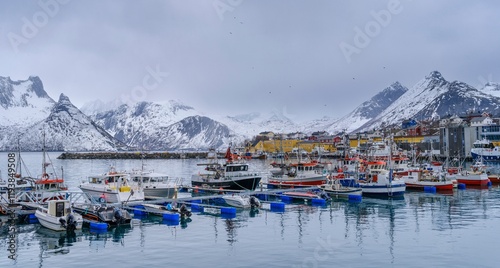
0 76 55 127
481 82 500 98
213 109 299 138
318 82 408 134
88 100 202 148
140 115 234 150
356 71 500 132
0 78 128 151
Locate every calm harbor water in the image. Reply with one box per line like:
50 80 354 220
1 152 499 267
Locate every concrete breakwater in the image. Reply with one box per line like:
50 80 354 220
57 151 213 160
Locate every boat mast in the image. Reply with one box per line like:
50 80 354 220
42 131 47 176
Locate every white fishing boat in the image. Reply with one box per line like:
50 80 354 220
402 169 454 191
79 167 144 204
222 194 261 208
470 138 500 162
129 170 179 199
268 160 327 188
359 161 406 198
35 200 83 231
318 179 362 197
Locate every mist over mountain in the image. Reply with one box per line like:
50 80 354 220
2 72 500 151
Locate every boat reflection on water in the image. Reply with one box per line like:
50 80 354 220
36 227 83 257
86 224 134 250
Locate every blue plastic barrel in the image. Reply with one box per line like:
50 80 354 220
348 194 362 202
311 198 326 206
458 183 466 190
28 214 38 223
270 202 285 212
163 212 180 221
90 221 108 230
424 186 436 193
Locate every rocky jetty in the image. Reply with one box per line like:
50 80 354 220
57 151 213 160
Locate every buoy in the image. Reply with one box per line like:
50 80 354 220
194 186 199 193
219 187 224 194
311 198 326 206
270 202 285 212
90 221 108 230
458 183 466 190
487 181 492 187
163 212 180 221
348 195 362 202
424 186 437 193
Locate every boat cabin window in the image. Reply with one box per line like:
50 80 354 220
226 165 248 172
473 142 494 149
55 202 65 217
90 177 102 183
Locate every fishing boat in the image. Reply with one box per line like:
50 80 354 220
72 203 132 226
222 194 261 208
487 173 500 184
402 169 454 191
79 167 145 204
267 161 327 188
35 200 83 231
129 170 179 199
318 179 362 197
142 203 192 218
455 167 490 187
191 147 262 191
14 138 68 203
470 138 500 162
358 161 406 198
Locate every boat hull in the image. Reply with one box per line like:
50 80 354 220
268 174 326 188
487 174 500 184
320 187 362 197
143 187 177 199
79 185 145 203
471 152 500 163
359 182 406 198
222 196 251 208
191 175 262 191
455 173 490 186
35 210 83 231
405 182 454 191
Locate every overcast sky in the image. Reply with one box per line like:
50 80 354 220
1 0 500 122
